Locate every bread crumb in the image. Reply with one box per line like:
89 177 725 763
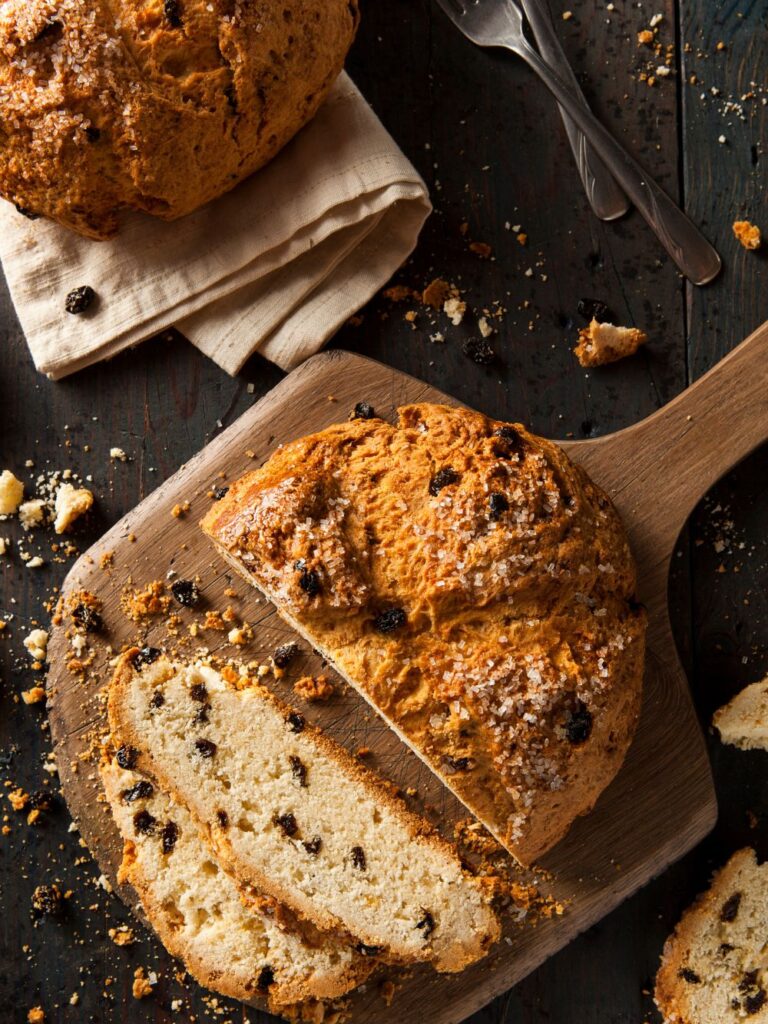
0 470 24 515
132 967 154 999
421 278 451 309
637 29 654 45
469 241 492 258
121 581 171 621
99 550 114 570
109 447 128 461
574 320 648 367
22 687 46 705
8 787 29 811
19 499 46 530
478 317 494 339
293 674 335 702
733 220 762 250
203 610 226 631
23 629 49 662
27 1009 45 1024
26 556 45 569
171 501 191 519
53 483 94 534
108 926 136 946
444 296 466 326
227 624 253 646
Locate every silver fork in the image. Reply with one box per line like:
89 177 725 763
520 0 628 221
435 0 721 286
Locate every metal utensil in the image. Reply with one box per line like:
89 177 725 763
435 0 722 286
520 0 628 221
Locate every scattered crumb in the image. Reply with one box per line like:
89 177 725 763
22 687 46 705
121 580 171 622
109 926 136 946
574 320 648 367
27 1009 45 1024
637 29 654 45
26 556 45 569
19 499 46 530
421 278 451 309
468 241 492 259
171 501 191 519
444 296 466 326
53 483 94 534
227 623 253 646
23 628 49 662
109 447 128 461
733 220 762 250
0 470 24 515
132 967 154 999
293 674 335 702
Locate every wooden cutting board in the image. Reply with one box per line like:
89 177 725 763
46 320 768 1024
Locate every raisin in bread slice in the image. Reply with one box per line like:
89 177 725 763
201 403 646 865
655 849 768 1023
713 677 768 752
108 650 500 973
100 754 371 1011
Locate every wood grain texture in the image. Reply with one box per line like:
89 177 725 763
45 347 742 1024
1 0 767 1022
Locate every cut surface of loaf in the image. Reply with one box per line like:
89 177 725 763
0 0 358 238
713 677 768 751
655 848 768 1023
108 651 499 973
201 403 646 864
100 755 370 1011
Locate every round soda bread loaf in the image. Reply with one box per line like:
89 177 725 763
100 755 371 1012
107 650 500 973
201 402 647 865
0 0 359 239
655 848 768 1023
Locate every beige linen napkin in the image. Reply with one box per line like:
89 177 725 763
0 73 431 380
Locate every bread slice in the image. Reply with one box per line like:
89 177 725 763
713 677 768 751
201 403 646 865
108 650 500 973
100 755 370 1012
655 848 768 1023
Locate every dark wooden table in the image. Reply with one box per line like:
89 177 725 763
1 2 766 1021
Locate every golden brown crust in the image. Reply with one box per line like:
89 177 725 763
202 403 647 864
0 0 359 238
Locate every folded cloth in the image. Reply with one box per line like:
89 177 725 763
0 73 431 380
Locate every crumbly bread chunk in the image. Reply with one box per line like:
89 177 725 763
0 469 23 514
574 320 648 367
53 483 93 534
0 0 358 238
108 652 499 972
655 848 768 1022
713 677 768 751
733 220 762 251
100 756 370 1010
201 403 646 864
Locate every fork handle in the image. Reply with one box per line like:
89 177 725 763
519 0 628 222
509 39 722 285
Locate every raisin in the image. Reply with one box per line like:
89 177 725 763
287 712 305 733
133 810 157 835
678 968 701 984
65 286 96 315
15 203 40 220
120 781 153 804
274 813 298 837
565 702 592 744
577 298 614 324
302 836 322 855
212 485 229 500
133 646 162 669
71 603 102 632
416 909 435 938
488 492 509 521
719 943 735 956
216 810 229 828
350 846 366 870
161 821 179 854
115 745 139 770
32 884 62 917
720 892 742 922
273 642 300 669
193 704 210 725
149 691 165 709
171 579 200 607
493 425 525 458
351 401 375 420
429 467 459 496
462 337 496 365
164 0 182 26
257 965 275 990
190 683 208 703
445 756 473 772
194 739 217 759
84 125 100 143
746 991 767 1015
289 755 307 787
297 564 321 596
356 943 382 957
373 608 407 634
740 971 760 992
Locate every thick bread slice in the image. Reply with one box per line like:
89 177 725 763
108 651 500 973
713 677 768 751
655 848 768 1023
201 402 646 865
100 756 370 1011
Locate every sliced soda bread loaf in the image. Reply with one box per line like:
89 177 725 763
107 650 500 973
655 848 768 1023
100 755 371 1011
713 677 768 752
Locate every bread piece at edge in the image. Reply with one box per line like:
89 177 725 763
107 651 500 973
713 677 768 752
101 755 370 1011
